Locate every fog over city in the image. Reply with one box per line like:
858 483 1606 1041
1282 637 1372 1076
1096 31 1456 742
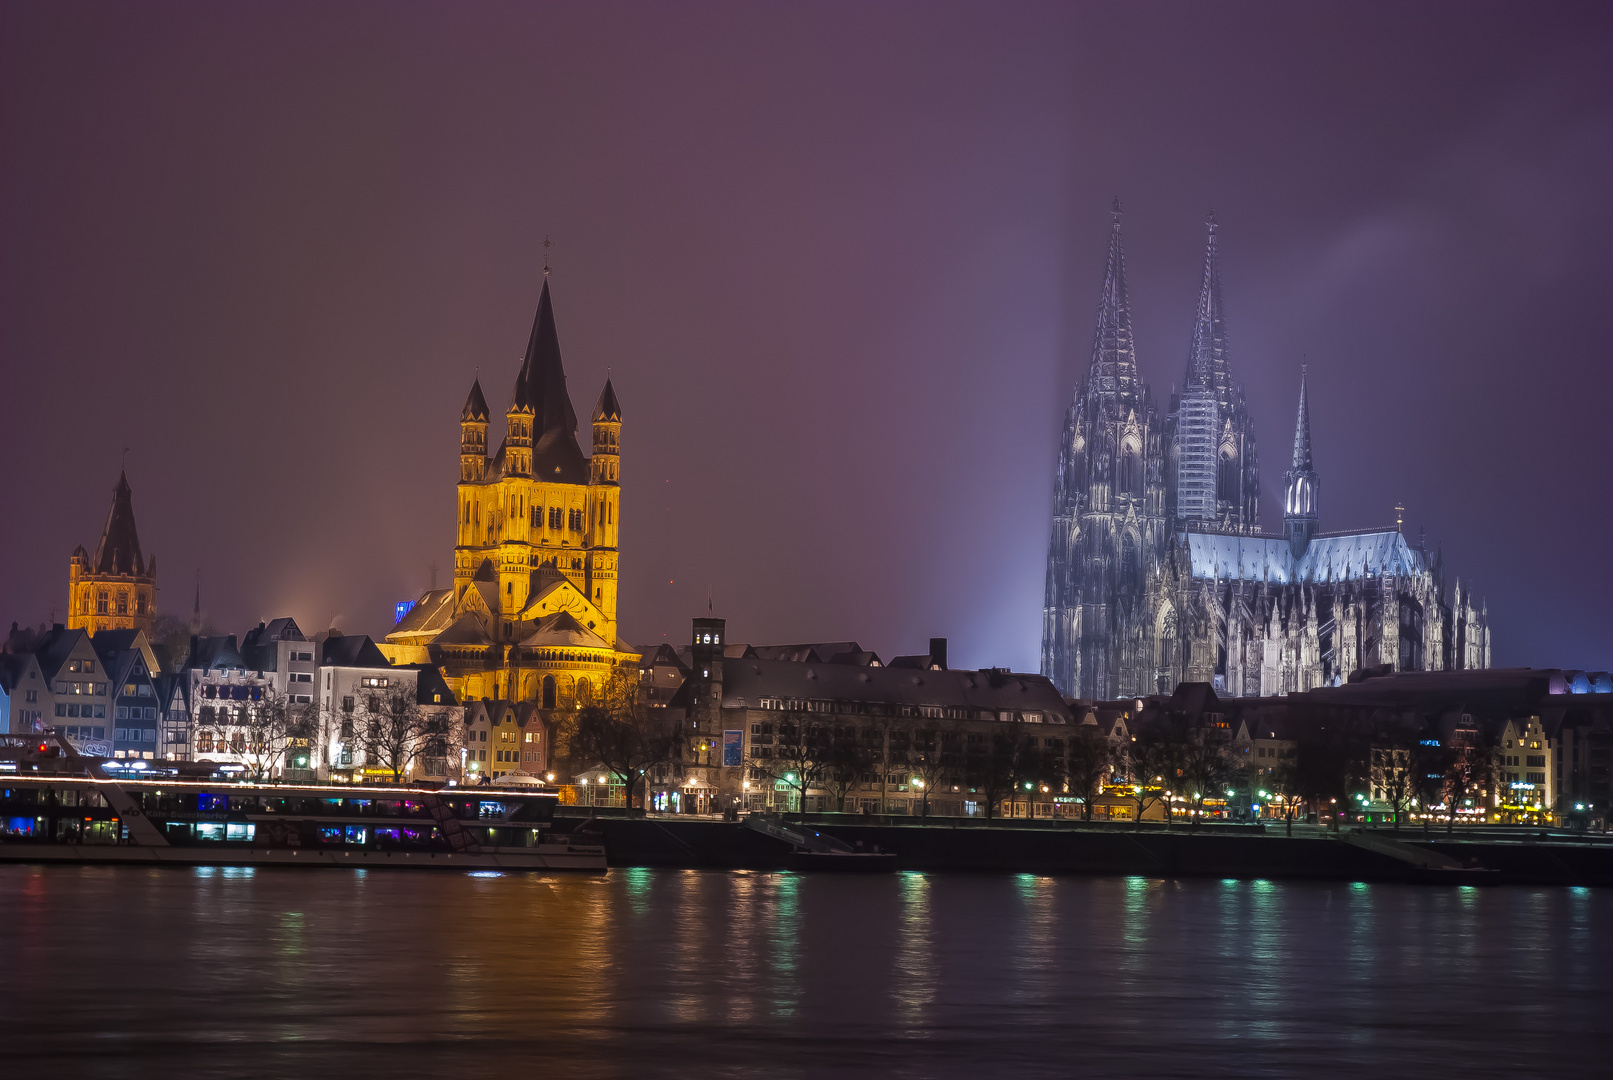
1 2 1608 669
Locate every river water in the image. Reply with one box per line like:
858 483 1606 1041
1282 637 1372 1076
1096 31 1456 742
0 866 1608 1078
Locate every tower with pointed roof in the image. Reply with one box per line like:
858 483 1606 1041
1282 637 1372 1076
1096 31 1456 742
68 471 157 636
1282 364 1319 557
1042 201 1167 699
1165 212 1260 533
386 272 638 709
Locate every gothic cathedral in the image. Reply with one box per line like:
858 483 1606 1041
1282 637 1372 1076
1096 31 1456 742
1042 205 1490 700
385 277 638 707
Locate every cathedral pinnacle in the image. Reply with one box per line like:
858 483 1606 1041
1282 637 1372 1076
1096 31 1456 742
1291 362 1313 472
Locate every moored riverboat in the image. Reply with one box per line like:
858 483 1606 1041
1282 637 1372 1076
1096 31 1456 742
0 739 604 871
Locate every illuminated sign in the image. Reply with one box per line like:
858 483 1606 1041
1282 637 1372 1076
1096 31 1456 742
1510 782 1537 790
394 601 416 625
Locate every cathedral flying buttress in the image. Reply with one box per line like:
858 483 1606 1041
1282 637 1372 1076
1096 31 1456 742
1043 207 1489 701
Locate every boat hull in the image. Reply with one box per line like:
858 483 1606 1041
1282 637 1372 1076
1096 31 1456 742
0 843 605 871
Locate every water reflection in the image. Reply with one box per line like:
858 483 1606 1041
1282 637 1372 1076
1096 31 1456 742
0 867 1608 1079
892 872 933 1029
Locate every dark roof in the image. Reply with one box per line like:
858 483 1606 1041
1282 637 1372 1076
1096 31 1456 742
1164 682 1223 717
0 652 33 693
672 658 1071 719
517 281 588 484
91 471 147 576
751 642 863 664
1298 668 1560 715
185 635 245 671
639 643 689 672
240 618 308 671
593 378 622 423
33 625 89 682
402 663 459 707
462 378 490 422
153 672 188 711
90 628 144 657
90 631 150 687
260 617 306 642
319 634 392 669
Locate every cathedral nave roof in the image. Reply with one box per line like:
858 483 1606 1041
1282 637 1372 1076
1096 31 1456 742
1184 528 1426 585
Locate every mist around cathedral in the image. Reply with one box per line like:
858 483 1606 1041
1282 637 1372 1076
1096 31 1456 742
1 4 1610 1078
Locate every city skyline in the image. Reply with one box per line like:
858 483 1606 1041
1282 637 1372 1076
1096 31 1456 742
1 3 1609 671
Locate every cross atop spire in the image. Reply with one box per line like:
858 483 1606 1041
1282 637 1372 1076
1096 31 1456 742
541 234 553 278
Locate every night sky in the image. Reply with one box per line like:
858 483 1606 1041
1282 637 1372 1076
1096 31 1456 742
2 2 1608 671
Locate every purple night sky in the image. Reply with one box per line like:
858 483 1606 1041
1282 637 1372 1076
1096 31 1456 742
1 2 1609 670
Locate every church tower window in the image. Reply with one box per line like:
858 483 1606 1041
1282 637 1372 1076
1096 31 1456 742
98 591 108 614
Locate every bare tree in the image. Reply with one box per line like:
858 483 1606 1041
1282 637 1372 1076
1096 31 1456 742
572 666 681 809
1372 747 1418 831
1122 727 1180 830
821 725 872 812
1065 727 1113 822
353 682 445 783
1438 729 1499 834
747 711 829 814
235 684 299 781
907 721 958 817
1177 729 1236 827
1262 759 1307 836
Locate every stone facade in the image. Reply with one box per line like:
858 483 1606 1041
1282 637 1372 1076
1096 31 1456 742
68 471 157 637
1043 207 1490 699
384 276 638 708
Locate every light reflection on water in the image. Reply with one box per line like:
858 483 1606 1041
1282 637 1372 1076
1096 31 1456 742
0 865 1608 1079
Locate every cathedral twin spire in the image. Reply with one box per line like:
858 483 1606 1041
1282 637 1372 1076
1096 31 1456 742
1186 211 1233 402
1085 198 1143 408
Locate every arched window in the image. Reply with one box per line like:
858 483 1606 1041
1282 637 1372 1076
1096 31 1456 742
1121 537 1140 593
1218 447 1239 504
576 680 594 709
542 676 556 710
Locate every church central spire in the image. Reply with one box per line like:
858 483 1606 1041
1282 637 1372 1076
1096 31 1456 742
519 279 579 442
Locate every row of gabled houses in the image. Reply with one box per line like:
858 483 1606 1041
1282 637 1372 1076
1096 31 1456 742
0 617 488 783
4 608 1609 823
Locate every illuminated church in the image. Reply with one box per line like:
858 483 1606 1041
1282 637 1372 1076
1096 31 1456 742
385 276 637 706
1042 205 1490 700
68 471 157 637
